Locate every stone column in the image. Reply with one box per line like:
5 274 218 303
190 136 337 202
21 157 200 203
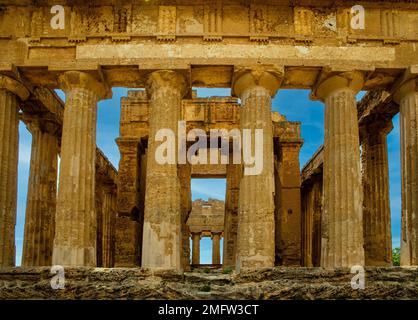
394 77 418 266
52 71 110 267
114 138 143 267
0 75 29 267
360 120 393 266
179 163 192 271
22 116 59 266
102 185 116 267
222 163 241 268
314 71 365 268
191 232 201 265
233 67 282 270
142 70 188 269
275 142 303 266
212 232 221 265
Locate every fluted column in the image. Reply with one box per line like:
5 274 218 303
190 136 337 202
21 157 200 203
102 185 116 267
394 77 418 266
0 75 29 267
179 163 192 271
142 70 188 269
212 232 221 265
191 232 201 265
233 67 282 270
222 162 241 268
22 116 59 266
314 71 365 268
52 71 110 267
360 120 393 266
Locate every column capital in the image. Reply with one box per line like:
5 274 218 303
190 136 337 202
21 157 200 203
58 71 111 100
312 71 364 101
211 232 222 239
232 66 283 98
21 113 60 136
0 74 30 101
115 137 142 153
393 77 418 105
359 119 393 142
145 70 189 99
191 232 201 239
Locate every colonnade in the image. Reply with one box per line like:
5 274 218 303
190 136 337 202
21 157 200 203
0 67 417 270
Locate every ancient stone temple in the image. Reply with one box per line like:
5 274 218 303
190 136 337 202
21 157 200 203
0 1 417 284
187 199 225 266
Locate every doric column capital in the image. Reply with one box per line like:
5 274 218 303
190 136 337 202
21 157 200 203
115 137 142 154
232 66 283 98
145 70 189 99
58 71 111 100
0 74 30 101
359 119 393 142
393 77 418 105
21 113 60 136
312 71 364 101
191 232 201 239
211 232 222 239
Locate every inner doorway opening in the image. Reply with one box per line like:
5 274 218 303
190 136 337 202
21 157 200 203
188 178 226 268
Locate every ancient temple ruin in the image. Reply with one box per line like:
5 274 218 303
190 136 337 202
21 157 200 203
0 1 417 275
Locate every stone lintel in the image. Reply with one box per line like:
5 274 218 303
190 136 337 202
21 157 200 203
393 76 418 104
0 74 30 101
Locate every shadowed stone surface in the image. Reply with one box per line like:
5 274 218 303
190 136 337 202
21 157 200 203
0 267 417 300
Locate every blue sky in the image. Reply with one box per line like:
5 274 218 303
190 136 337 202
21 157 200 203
14 87 401 265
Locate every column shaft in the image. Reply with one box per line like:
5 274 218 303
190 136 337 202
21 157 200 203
361 123 392 266
179 163 192 271
399 89 418 265
191 233 200 265
53 71 109 266
142 70 188 269
237 86 275 269
0 89 20 267
212 233 221 264
22 119 59 266
322 88 364 267
102 189 115 267
222 163 241 267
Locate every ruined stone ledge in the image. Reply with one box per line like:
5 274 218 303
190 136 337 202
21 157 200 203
0 267 417 300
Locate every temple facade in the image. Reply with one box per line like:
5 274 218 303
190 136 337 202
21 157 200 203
0 0 417 272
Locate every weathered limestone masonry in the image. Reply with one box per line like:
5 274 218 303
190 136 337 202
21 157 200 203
142 70 188 269
118 90 303 268
394 76 418 266
358 90 398 267
114 90 148 267
0 0 417 288
212 232 222 265
95 149 118 268
187 199 225 265
191 232 201 266
301 84 418 268
0 75 29 267
301 147 324 267
360 120 393 266
223 162 241 268
21 115 59 267
0 71 117 268
179 163 192 271
274 115 303 266
52 71 111 267
233 67 281 270
313 71 365 268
